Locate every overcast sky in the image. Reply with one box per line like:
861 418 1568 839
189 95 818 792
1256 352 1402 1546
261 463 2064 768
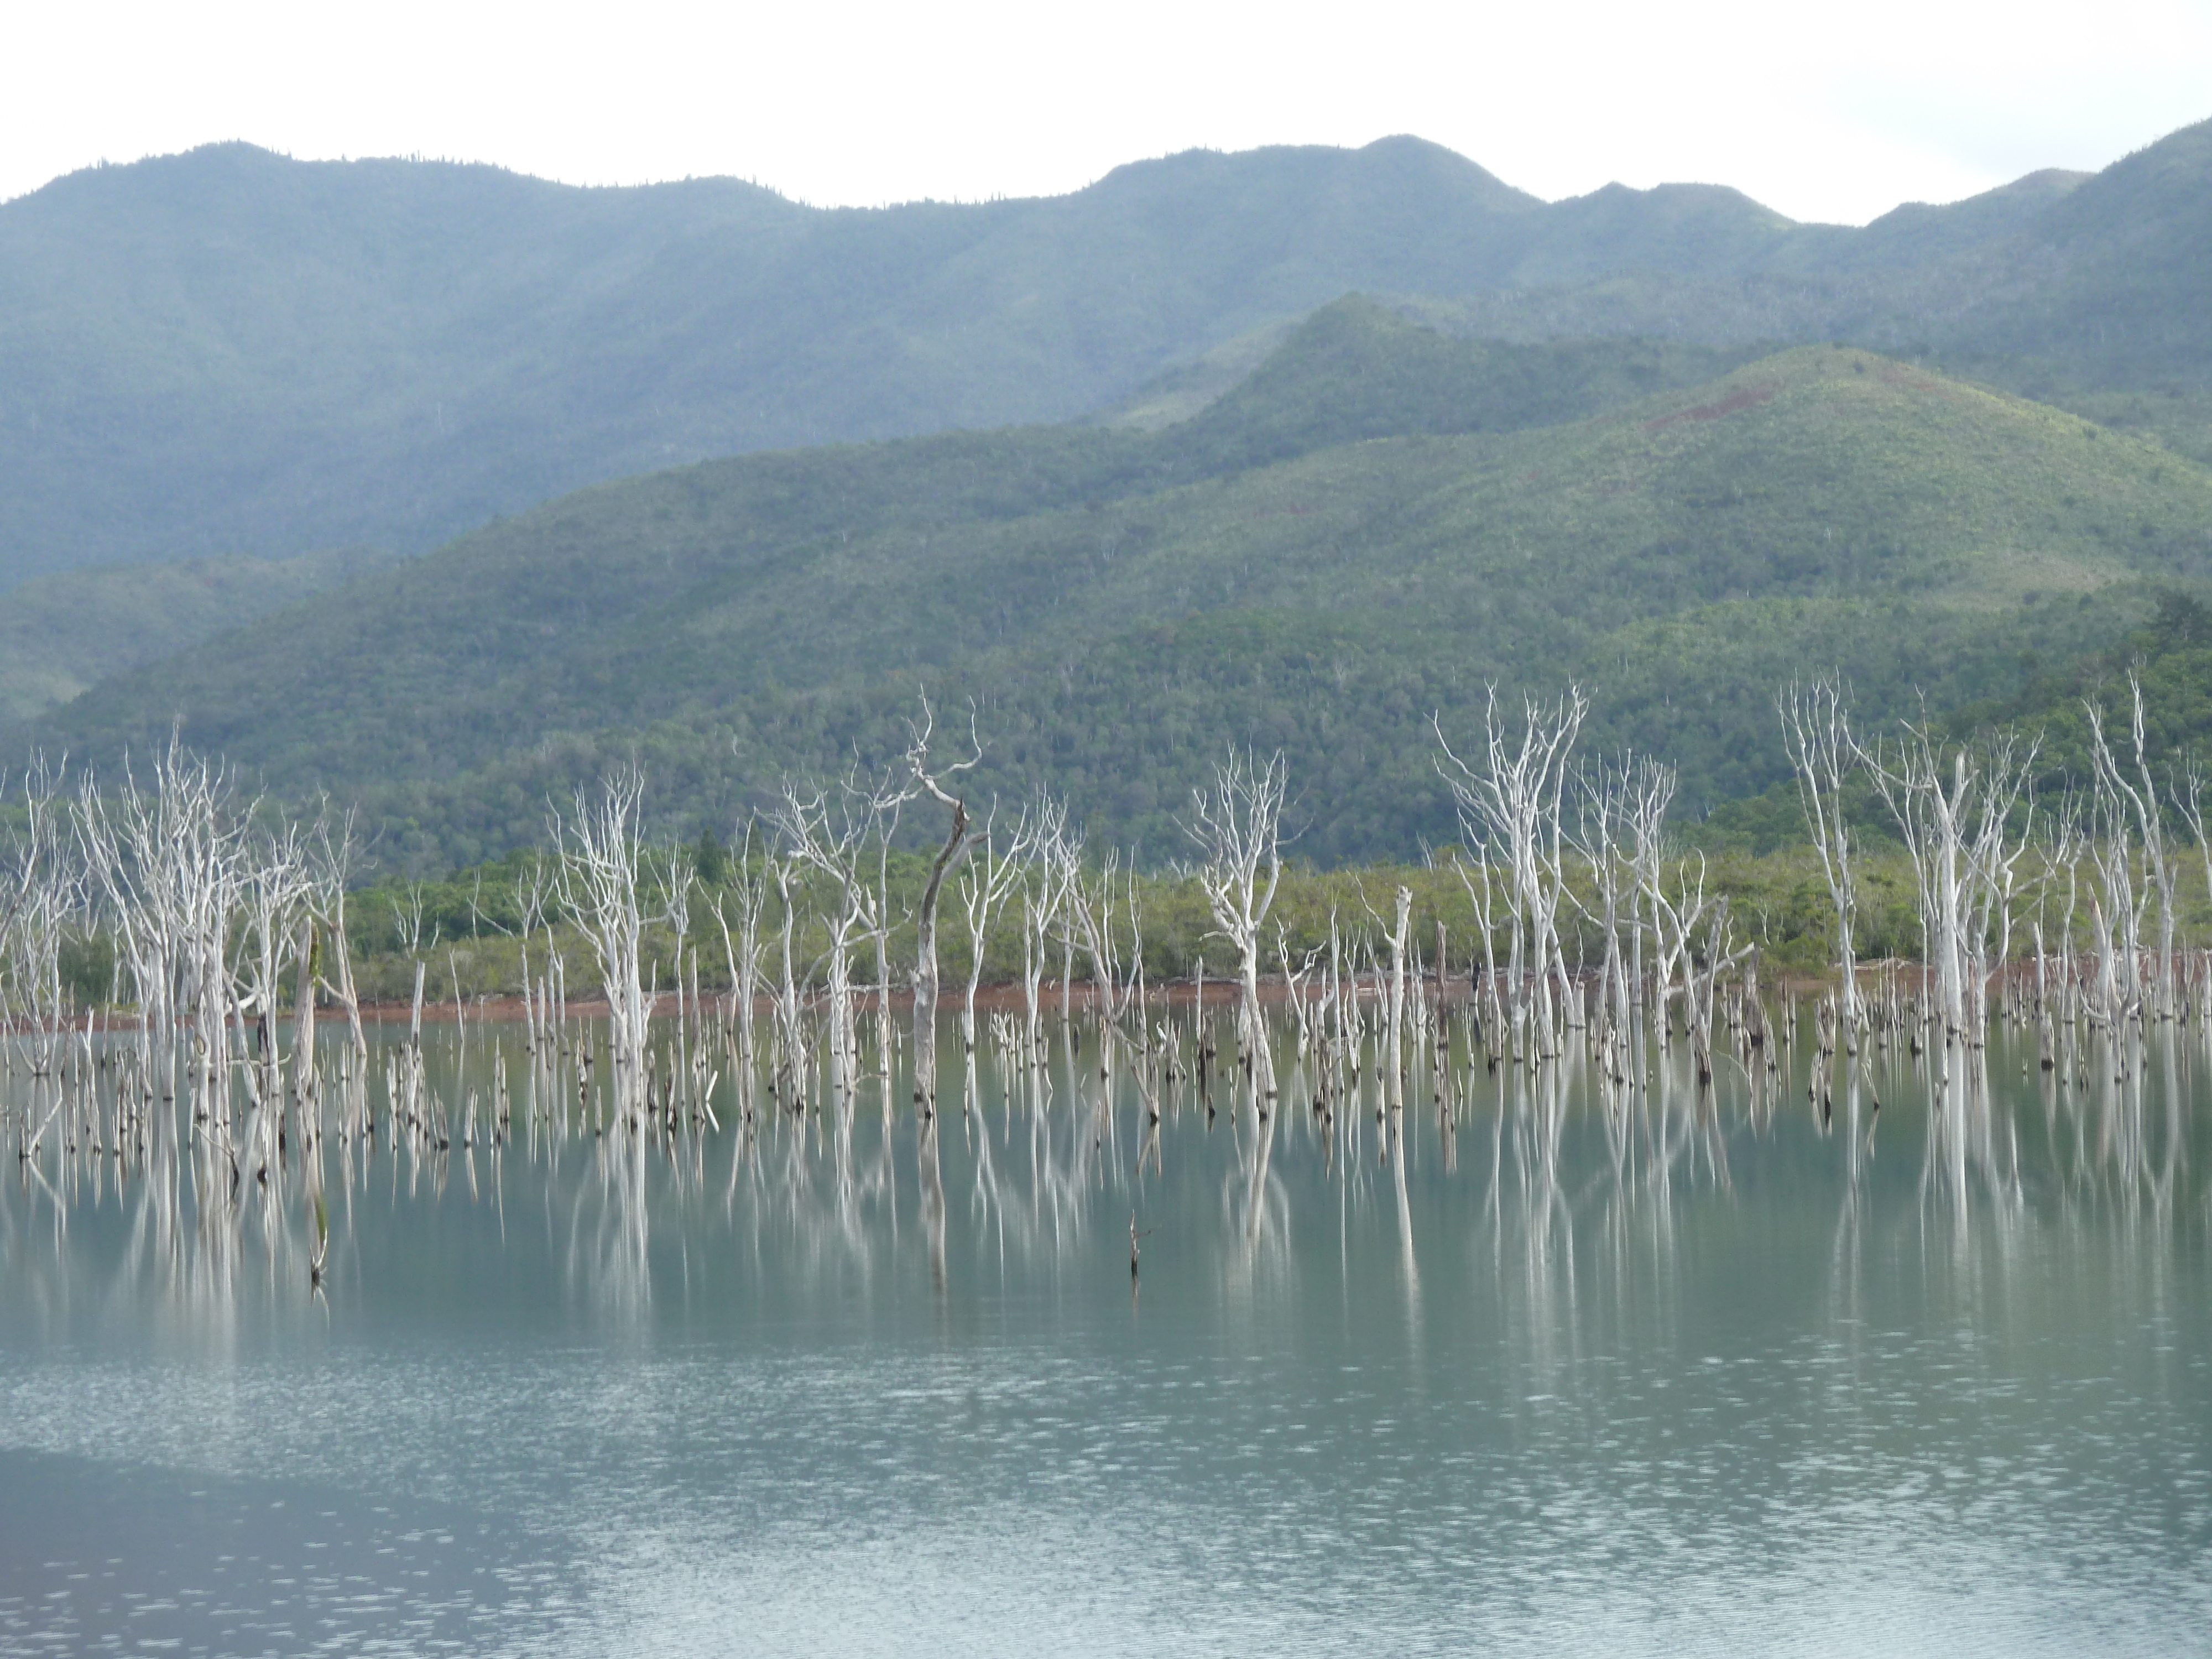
6 0 2210 224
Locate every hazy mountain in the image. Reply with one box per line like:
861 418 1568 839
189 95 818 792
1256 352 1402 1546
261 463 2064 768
7 119 2203 588
0 545 398 721
1953 118 2212 379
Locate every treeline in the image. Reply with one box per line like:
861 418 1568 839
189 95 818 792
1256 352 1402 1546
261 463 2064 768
332 838 2032 1009
223 574 2173 879
334 695 2212 1013
15 651 2212 1034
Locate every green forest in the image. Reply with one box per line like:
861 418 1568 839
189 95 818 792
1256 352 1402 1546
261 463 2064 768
6 120 2212 885
28 311 2212 870
9 121 2207 586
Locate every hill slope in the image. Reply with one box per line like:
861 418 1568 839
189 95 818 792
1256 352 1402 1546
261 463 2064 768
0 546 400 721
1386 119 2212 458
1957 118 2212 382
30 319 2212 869
11 120 2204 586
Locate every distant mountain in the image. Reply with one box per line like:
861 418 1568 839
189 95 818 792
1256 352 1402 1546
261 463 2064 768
6 120 2204 587
0 545 398 722
1803 168 2090 276
1952 119 2212 379
32 307 2212 868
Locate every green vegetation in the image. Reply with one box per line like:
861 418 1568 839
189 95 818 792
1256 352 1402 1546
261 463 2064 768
1957 120 2212 390
1947 589 2212 789
1125 297 1757 469
11 119 2212 878
26 313 2212 871
334 833 2212 1010
8 117 2210 589
0 545 399 721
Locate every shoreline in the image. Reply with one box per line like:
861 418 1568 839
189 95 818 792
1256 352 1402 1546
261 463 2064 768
36 967 1882 1032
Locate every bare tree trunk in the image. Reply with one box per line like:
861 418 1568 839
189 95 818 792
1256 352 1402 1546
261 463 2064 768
910 796 972 1120
1185 750 1287 1115
552 767 651 1129
1781 676 1862 1051
1436 688 1585 1065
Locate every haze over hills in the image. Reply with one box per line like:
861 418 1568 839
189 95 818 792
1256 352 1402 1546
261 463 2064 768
0 545 399 722
5 118 2209 588
31 302 2212 869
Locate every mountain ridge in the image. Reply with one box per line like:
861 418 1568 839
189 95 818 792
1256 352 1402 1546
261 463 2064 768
8 119 2208 587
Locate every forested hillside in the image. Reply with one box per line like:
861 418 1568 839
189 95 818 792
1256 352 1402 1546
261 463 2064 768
31 305 2212 870
0 546 397 720
6 118 2208 585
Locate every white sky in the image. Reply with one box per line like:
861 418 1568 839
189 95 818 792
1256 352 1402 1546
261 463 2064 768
5 0 2210 225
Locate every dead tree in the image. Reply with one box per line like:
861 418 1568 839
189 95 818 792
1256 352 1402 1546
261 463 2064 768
1 755 78 1082
2086 676 2179 1021
2081 731 2143 1028
1622 758 1676 1036
1781 676 1863 1052
1638 839 1732 1082
956 804 1024 1061
773 766 907 1120
308 808 371 1137
1447 852 1496 1056
715 820 770 1085
1055 842 1143 1028
553 767 651 1126
655 839 698 1123
229 818 314 1180
2178 765 2212 980
1358 879 1412 1116
2028 794 2087 1044
510 849 556 1058
768 851 808 1111
1569 754 1673 1080
79 742 251 1178
1185 750 1287 1107
1011 795 1076 1057
1863 722 2036 1044
1436 686 1587 1060
905 700 983 1121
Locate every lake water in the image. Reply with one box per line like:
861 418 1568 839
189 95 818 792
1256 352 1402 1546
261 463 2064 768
1 1009 2206 1656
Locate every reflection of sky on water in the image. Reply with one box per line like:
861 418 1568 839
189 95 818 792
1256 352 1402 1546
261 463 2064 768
0 1014 2206 1655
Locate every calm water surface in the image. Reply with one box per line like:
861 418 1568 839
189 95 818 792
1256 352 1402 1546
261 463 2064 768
1 1012 2206 1656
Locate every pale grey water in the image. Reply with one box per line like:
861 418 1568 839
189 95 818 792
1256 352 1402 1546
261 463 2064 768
1 1013 2206 1656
